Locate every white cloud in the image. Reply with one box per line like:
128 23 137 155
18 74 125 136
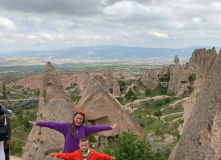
0 0 220 50
149 31 170 38
0 17 17 31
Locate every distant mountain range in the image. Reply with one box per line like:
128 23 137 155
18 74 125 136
0 45 217 66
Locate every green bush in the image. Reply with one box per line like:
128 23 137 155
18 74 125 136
89 135 97 143
117 80 126 93
188 74 196 83
145 88 151 96
102 130 167 160
125 89 134 99
154 109 162 118
10 140 23 156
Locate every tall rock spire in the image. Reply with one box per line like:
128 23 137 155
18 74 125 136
173 50 221 160
76 78 144 144
22 62 75 160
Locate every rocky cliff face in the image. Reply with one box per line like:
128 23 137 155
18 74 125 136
173 50 221 160
22 62 75 160
194 47 217 90
8 71 126 94
75 78 144 143
168 63 190 95
141 70 159 89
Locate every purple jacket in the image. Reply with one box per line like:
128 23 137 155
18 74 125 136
36 122 112 153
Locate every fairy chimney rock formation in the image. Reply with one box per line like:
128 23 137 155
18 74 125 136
194 47 217 90
22 62 75 160
158 66 169 78
174 55 179 64
141 70 159 89
173 50 221 160
168 56 190 95
81 71 91 95
113 79 121 96
105 68 114 91
104 68 121 95
75 79 144 140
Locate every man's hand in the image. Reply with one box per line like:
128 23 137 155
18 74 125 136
111 157 116 160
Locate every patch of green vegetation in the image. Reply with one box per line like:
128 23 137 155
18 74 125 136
164 115 182 122
70 95 81 103
162 105 182 115
102 130 169 160
188 74 196 83
150 85 168 97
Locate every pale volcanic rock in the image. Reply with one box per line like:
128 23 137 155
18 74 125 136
168 62 190 95
75 79 144 142
8 71 127 93
8 74 42 89
194 47 217 90
173 50 221 160
22 62 75 160
158 66 169 78
104 68 121 95
113 79 121 96
105 68 114 92
170 48 217 159
164 134 175 144
141 70 159 89
174 55 179 64
81 72 91 95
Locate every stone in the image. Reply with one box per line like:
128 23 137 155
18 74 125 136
22 62 75 160
158 66 169 78
81 72 91 95
174 55 179 64
173 49 221 160
112 79 121 96
105 69 114 92
75 78 144 145
168 63 190 95
141 70 159 89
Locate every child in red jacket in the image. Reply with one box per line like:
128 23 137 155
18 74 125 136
51 136 116 160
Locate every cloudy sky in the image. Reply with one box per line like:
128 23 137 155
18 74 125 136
0 0 220 51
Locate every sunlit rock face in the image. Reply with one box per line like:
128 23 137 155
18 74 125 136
173 50 221 160
22 62 75 160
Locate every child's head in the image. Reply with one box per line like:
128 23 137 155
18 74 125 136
79 136 90 152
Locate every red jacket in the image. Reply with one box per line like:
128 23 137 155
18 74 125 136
57 149 112 160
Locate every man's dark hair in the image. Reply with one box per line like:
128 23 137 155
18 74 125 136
80 136 89 142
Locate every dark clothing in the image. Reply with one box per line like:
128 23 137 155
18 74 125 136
4 148 9 160
3 116 11 149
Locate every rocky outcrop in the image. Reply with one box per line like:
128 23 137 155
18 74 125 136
113 79 121 96
194 47 217 90
158 66 169 78
141 70 159 89
174 55 179 64
168 62 190 95
81 72 91 95
173 50 221 160
22 62 75 160
8 71 126 95
75 79 144 143
179 48 217 133
105 69 114 92
104 69 121 95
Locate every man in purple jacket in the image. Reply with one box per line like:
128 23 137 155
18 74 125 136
29 110 117 153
